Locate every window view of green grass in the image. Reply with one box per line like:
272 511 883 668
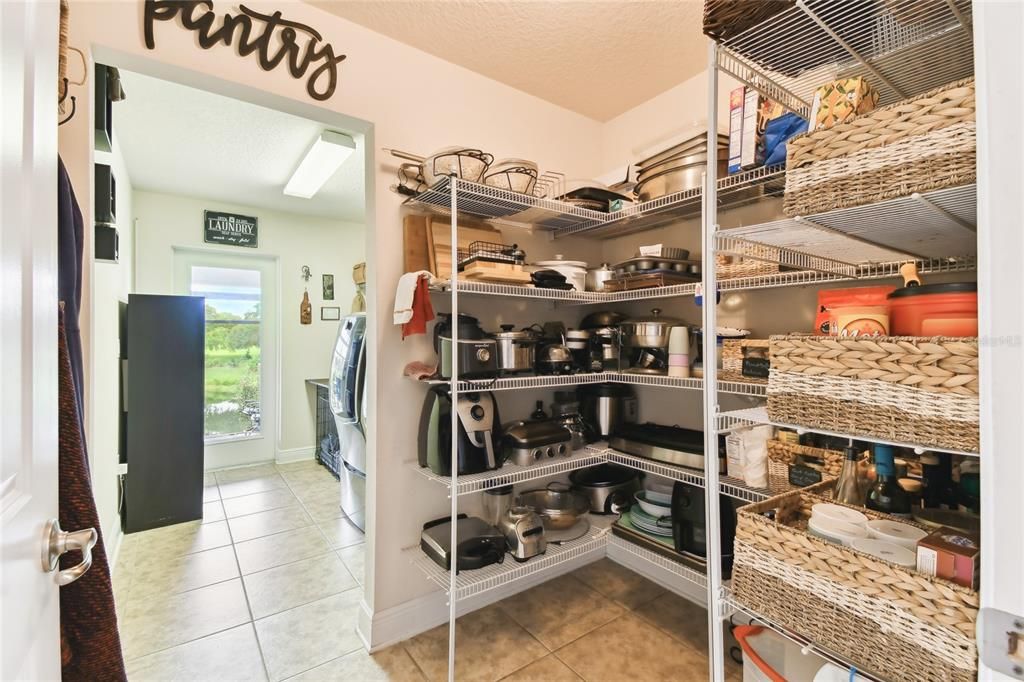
204 304 261 437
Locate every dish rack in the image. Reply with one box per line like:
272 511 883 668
456 241 522 269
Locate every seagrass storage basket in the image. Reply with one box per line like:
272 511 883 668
767 335 979 452
731 480 979 682
766 438 850 478
783 78 976 216
716 254 779 280
721 339 770 384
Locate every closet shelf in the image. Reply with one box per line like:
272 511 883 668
607 533 708 592
600 448 796 504
716 183 977 277
403 520 610 600
714 0 973 115
425 373 767 397
719 405 980 457
722 589 886 682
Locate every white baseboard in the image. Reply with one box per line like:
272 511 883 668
106 525 124 573
363 546 604 651
276 446 315 464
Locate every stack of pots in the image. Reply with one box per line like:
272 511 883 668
634 131 729 202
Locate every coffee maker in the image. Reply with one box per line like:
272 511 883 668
419 386 503 476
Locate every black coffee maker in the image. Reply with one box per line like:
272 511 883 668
419 386 503 476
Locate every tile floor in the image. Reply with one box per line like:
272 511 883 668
115 462 740 682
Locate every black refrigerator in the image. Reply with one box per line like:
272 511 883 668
122 294 205 533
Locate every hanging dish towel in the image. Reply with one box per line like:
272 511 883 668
402 275 436 339
394 270 437 325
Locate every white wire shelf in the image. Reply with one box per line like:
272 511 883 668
421 372 768 397
408 447 608 497
714 0 973 114
607 533 708 592
721 589 886 682
718 405 979 457
403 521 609 600
599 447 794 504
716 184 977 277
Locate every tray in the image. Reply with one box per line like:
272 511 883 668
603 272 700 291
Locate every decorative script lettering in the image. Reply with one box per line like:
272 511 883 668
143 0 346 101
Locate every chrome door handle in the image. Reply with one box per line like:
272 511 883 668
41 519 98 586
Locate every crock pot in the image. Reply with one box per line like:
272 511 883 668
569 464 641 514
887 282 978 336
491 325 538 374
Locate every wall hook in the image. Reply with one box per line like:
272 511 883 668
301 265 311 282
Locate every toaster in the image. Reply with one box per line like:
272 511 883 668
501 421 572 466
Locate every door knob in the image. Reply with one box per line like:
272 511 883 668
41 519 97 586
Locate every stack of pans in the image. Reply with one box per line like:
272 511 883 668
634 132 729 202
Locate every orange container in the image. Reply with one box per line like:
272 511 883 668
887 283 978 336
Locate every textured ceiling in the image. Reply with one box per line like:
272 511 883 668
114 71 365 222
311 0 707 121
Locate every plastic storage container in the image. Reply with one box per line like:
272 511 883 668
734 625 828 682
887 282 978 336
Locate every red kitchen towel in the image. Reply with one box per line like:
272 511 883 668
402 274 435 339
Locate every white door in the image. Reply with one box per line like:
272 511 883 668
1 0 62 679
175 250 278 469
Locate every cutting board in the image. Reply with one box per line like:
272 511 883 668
403 215 431 274
461 261 532 284
428 216 500 280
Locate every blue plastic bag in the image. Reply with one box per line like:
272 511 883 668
763 112 808 167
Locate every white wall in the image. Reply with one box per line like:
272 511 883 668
89 132 134 555
132 190 365 459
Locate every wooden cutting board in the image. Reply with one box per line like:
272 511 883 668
428 216 500 279
461 261 533 284
403 214 431 274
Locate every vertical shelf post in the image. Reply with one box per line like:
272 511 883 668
447 177 459 682
702 40 726 682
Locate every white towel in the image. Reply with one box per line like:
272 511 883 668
393 270 436 325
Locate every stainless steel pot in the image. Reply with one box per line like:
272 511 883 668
635 152 728 202
569 464 640 515
491 325 538 374
517 484 591 530
537 344 574 375
564 329 591 350
585 263 616 292
620 308 684 348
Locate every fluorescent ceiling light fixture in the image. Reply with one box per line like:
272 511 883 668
284 130 356 199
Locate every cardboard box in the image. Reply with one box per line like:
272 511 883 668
728 87 744 174
916 526 980 589
808 77 879 132
740 88 763 169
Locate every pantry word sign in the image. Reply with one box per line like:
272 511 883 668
204 211 259 248
143 0 346 101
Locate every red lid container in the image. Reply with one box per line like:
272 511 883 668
887 282 977 336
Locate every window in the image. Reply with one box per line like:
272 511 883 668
190 266 262 440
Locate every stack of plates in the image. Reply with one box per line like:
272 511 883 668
628 507 673 537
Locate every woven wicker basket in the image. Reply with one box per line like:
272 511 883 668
721 339 769 384
702 0 794 43
783 78 976 216
716 254 779 280
766 439 851 478
767 335 979 452
732 480 978 682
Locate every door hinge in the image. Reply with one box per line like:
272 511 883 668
980 608 1024 678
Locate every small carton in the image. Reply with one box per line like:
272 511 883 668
808 77 879 132
728 87 745 174
740 88 763 169
916 526 980 589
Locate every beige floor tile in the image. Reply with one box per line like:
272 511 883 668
243 552 357 619
403 605 548 682
202 500 225 524
274 459 319 473
228 505 313 542
120 579 251 660
136 520 233 559
219 474 288 499
281 467 337 491
203 472 217 487
571 558 667 609
289 646 424 682
554 612 708 681
222 488 299 518
125 623 267 682
123 545 239 600
318 516 363 549
634 590 710 651
203 485 221 503
215 463 279 484
338 544 365 585
495 574 624 650
234 525 331 575
499 655 582 682
254 588 364 681
302 496 344 522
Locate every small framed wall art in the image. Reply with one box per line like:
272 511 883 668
321 306 341 321
322 273 335 300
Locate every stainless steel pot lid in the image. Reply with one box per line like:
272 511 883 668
580 311 626 329
624 308 683 325
491 324 538 340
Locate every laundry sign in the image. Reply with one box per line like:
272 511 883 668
204 211 258 248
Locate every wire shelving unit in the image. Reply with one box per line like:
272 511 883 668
424 372 767 397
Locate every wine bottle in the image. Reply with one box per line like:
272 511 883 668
866 445 912 518
834 445 864 505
